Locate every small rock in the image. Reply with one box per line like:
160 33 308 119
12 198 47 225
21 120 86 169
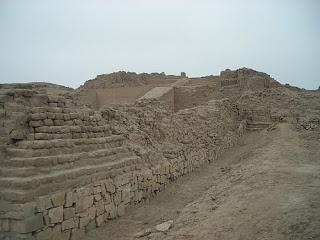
134 228 153 238
155 220 173 232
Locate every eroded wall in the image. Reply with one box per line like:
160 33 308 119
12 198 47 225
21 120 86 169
0 88 245 240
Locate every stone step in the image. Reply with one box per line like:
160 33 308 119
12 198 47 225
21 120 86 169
0 150 134 177
247 127 264 131
3 146 129 168
16 135 123 149
246 122 272 130
1 159 143 203
7 135 125 158
0 156 141 192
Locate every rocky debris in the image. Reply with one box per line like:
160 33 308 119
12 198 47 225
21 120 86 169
134 228 154 238
134 220 173 239
155 220 173 232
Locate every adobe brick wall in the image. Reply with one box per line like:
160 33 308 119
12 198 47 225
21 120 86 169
0 88 246 240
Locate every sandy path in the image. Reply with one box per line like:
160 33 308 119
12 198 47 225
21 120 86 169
84 123 320 240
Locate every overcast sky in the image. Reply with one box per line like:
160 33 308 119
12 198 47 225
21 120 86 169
0 0 319 89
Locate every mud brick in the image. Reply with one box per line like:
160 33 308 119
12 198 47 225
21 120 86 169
29 120 44 127
43 118 54 126
34 133 49 140
54 119 64 126
30 113 47 121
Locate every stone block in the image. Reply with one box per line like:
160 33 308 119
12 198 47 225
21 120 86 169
95 214 105 227
114 173 132 187
121 186 131 204
36 196 53 212
117 203 126 217
11 213 44 233
43 119 54 126
65 191 76 207
113 192 121 206
62 218 76 231
29 120 44 128
95 200 104 216
51 192 65 207
75 196 93 213
30 113 47 121
104 179 116 194
49 103 58 107
93 186 101 194
54 119 64 126
105 204 117 219
63 207 75 220
34 133 49 140
88 206 96 220
48 206 63 224
79 216 90 228
94 194 102 202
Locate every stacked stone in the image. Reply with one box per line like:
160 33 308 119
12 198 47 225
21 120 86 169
0 121 245 240
28 107 111 141
1 91 248 240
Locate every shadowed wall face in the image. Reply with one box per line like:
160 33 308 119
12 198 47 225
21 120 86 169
0 0 319 89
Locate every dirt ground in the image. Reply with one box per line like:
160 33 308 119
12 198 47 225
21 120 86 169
83 123 320 240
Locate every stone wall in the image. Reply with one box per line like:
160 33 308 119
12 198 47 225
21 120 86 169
174 85 217 111
0 87 246 239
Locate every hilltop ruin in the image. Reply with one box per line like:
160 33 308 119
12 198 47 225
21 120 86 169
0 68 319 240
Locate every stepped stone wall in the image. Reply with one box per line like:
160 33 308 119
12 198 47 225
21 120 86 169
0 87 247 240
0 68 276 240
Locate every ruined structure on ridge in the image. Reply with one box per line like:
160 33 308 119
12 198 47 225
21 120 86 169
1 68 318 240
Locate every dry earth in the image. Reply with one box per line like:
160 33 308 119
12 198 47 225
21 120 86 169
84 123 320 240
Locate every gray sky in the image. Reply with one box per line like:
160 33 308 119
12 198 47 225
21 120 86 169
0 0 319 89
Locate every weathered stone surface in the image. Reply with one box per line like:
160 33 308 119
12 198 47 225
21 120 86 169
134 228 153 238
11 214 44 233
155 220 173 232
36 196 53 212
70 228 85 240
76 196 93 213
105 203 117 219
65 191 76 207
43 119 54 126
48 206 63 224
104 179 116 193
117 203 126 217
79 216 90 228
88 206 96 220
95 214 105 227
62 218 76 231
63 207 75 220
51 192 65 207
95 200 104 216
